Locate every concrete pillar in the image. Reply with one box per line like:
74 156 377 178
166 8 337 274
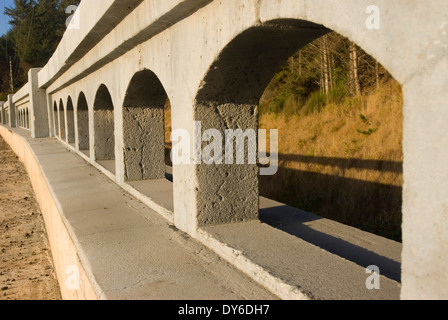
46 95 55 137
401 58 448 299
123 106 165 180
7 95 16 128
59 101 66 141
53 102 59 137
122 70 166 181
77 93 90 151
194 102 260 226
172 20 328 235
67 98 75 144
29 68 50 138
94 85 115 161
171 98 260 235
0 101 4 125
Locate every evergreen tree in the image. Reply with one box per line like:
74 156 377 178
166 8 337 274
1 0 79 95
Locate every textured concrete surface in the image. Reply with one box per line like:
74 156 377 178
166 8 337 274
0 102 5 125
0 126 277 300
1 0 447 299
76 93 89 151
93 85 115 161
123 107 165 181
28 69 49 138
198 198 401 300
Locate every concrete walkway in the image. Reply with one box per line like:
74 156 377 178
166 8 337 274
0 127 276 300
1 126 402 300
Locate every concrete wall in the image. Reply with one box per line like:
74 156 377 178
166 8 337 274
0 102 4 124
122 70 167 181
76 93 90 151
2 0 448 299
0 126 98 299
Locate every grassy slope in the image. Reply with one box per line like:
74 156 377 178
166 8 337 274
259 79 403 241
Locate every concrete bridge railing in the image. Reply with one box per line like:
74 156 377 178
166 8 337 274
1 0 448 299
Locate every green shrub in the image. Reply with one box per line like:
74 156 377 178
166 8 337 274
301 91 327 115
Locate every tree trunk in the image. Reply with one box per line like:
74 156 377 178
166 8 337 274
322 35 330 96
350 41 361 96
375 60 380 89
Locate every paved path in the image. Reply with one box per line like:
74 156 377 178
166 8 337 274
1 128 276 300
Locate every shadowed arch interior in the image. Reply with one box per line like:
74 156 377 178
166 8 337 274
77 92 89 152
193 19 330 226
53 102 59 136
59 99 66 140
122 69 168 181
66 97 75 144
93 84 115 163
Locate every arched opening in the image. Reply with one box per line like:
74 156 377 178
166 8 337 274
93 84 115 174
258 32 403 242
122 70 168 181
195 20 328 226
53 102 59 136
194 19 402 281
66 97 75 145
59 99 66 141
122 70 173 211
77 92 90 156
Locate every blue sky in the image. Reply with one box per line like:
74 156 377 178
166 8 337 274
0 0 14 36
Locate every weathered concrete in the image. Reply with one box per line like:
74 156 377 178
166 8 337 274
28 68 50 138
93 85 115 162
58 100 66 140
0 125 277 300
0 101 4 124
53 102 59 137
1 0 447 299
66 97 75 144
7 95 16 128
122 70 167 181
76 92 89 151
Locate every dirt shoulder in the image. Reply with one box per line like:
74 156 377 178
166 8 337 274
0 135 61 300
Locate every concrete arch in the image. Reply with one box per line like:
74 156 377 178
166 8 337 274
53 101 59 137
93 84 115 167
122 69 168 181
196 19 328 104
193 19 332 226
66 96 75 144
77 92 90 152
59 99 66 141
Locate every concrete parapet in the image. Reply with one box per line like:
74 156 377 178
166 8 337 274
7 95 16 128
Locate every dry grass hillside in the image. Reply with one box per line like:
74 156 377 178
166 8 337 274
259 79 403 241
